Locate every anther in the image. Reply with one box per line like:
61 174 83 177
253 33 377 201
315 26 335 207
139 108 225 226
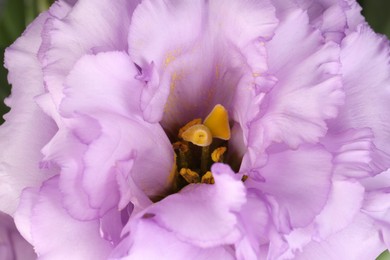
201 171 215 184
211 147 227 162
179 168 200 183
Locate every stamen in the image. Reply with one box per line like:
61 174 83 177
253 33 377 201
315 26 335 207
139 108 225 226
168 154 179 191
203 104 230 140
201 171 215 184
178 118 202 138
211 147 227 162
172 141 189 168
179 168 200 183
241 175 248 182
201 146 210 174
181 124 212 147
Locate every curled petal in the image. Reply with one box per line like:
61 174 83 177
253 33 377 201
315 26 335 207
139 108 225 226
251 9 344 150
328 24 390 173
131 163 246 248
129 0 278 124
295 214 386 260
14 177 113 260
0 12 57 215
248 145 333 232
112 218 235 260
40 0 139 110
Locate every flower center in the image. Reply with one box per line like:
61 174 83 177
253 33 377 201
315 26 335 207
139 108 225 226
168 104 231 192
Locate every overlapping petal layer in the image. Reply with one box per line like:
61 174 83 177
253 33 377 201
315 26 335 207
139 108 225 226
0 0 389 259
0 13 57 215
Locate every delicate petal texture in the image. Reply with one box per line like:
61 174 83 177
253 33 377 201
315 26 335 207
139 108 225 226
41 52 174 219
138 163 246 247
235 191 272 260
60 52 143 118
41 129 101 220
314 180 364 238
40 0 139 110
254 9 343 149
114 219 235 260
129 0 278 125
295 214 386 260
250 145 333 231
0 13 57 215
1 0 390 259
0 213 36 260
15 177 113 260
328 25 390 173
321 128 383 177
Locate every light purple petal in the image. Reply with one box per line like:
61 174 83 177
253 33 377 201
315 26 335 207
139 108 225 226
295 214 386 260
39 0 139 111
133 163 246 248
40 128 100 220
321 128 385 177
235 191 272 260
250 8 344 150
113 218 235 260
129 0 278 125
314 180 365 238
43 52 173 219
328 24 390 173
0 12 57 215
60 52 143 118
15 177 113 260
0 213 35 260
80 114 173 212
248 145 333 231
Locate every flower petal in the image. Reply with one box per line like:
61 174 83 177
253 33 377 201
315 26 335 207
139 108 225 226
328 24 390 173
81 114 173 212
44 52 173 218
137 163 246 247
0 213 36 260
250 144 333 231
295 214 386 260
0 12 57 215
129 0 278 124
113 218 234 260
314 180 365 238
15 177 113 260
252 9 344 150
321 128 385 178
60 52 143 118
40 0 139 110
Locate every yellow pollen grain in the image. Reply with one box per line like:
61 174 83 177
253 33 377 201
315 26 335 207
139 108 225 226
203 104 230 140
201 171 215 184
181 124 212 147
211 147 227 162
179 168 200 183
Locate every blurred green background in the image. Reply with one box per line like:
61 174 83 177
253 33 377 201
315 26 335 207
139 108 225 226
0 1 389 259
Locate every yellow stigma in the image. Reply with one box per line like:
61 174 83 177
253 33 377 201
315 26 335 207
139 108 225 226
201 171 215 184
178 118 202 139
211 147 227 162
181 124 212 147
179 168 200 183
203 104 230 140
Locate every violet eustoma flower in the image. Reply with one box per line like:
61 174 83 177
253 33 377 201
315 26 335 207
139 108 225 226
0 0 390 259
